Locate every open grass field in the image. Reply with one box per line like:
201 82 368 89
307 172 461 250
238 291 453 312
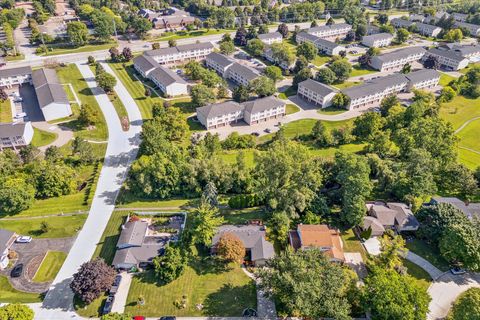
42 42 116 57
405 239 450 271
456 118 480 152
312 54 331 67
286 103 300 114
333 81 363 90
33 251 67 282
125 250 256 316
439 73 457 86
458 148 480 170
218 149 256 168
402 258 432 291
350 64 378 77
0 98 12 123
0 276 43 303
317 106 348 115
0 214 87 238
56 64 108 141
31 128 57 147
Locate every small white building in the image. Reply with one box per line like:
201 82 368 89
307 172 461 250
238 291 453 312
361 33 394 48
297 79 337 108
258 32 283 45
370 47 426 72
149 66 188 97
296 32 345 56
196 101 244 129
0 66 32 88
145 42 215 65
0 121 34 150
425 48 470 71
243 96 285 124
307 23 352 41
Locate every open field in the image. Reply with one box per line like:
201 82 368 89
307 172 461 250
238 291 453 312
456 118 480 152
0 276 43 303
31 128 57 147
0 98 12 123
458 148 480 170
350 64 377 77
42 42 116 57
33 251 67 282
0 214 87 238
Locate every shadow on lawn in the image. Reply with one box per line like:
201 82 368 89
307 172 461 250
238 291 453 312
202 282 257 316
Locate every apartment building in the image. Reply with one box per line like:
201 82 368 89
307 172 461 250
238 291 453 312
449 44 480 60
409 14 426 22
370 46 426 72
366 25 381 35
361 33 394 48
263 47 294 70
205 52 235 77
391 18 415 29
0 122 34 150
148 66 188 96
225 62 260 86
144 42 214 65
454 21 480 36
425 48 470 70
405 69 440 90
133 55 159 78
296 32 345 56
415 22 442 37
307 23 352 40
258 32 283 45
0 66 32 88
451 12 468 22
243 96 286 124
297 79 337 108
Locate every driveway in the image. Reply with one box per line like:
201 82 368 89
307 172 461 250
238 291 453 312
110 272 132 314
0 238 75 293
363 237 381 256
344 252 367 279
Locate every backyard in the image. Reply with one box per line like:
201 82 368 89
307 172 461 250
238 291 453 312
350 64 377 77
31 128 57 147
0 98 12 123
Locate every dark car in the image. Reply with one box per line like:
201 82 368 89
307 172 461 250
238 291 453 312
251 132 260 136
102 295 115 315
11 264 23 278
0 63 6 68
110 274 122 294
159 317 176 320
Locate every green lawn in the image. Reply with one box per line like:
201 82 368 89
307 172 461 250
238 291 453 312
457 118 480 153
312 54 331 67
333 81 363 90
460 62 480 74
0 98 12 123
33 251 67 282
277 86 297 100
125 252 256 316
56 64 108 141
220 207 266 224
5 54 24 61
439 73 457 86
116 196 193 209
218 149 256 168
341 229 367 261
350 64 378 77
42 42 116 57
92 211 128 264
149 29 235 42
405 239 450 271
458 147 480 170
0 276 42 303
0 214 87 238
317 106 348 115
402 258 432 291
108 92 129 124
286 103 300 114
31 128 57 147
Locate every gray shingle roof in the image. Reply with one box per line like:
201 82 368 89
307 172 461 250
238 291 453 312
0 229 15 255
112 242 166 267
371 46 426 64
242 96 284 114
146 42 213 57
149 66 187 87
297 32 320 43
362 32 393 41
258 31 282 40
0 66 32 79
308 23 351 34
299 79 337 96
117 220 148 248
342 74 408 99
228 62 259 81
404 68 440 84
415 22 442 32
391 18 415 28
451 44 480 56
32 69 69 108
0 122 29 139
145 46 178 57
133 55 158 74
196 100 243 119
206 52 234 69
427 47 466 62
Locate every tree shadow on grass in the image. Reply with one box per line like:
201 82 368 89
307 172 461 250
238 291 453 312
202 282 257 316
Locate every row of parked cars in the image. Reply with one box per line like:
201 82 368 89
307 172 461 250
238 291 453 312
102 274 122 315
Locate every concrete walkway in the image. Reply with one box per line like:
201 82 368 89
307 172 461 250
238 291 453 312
110 272 133 314
405 251 443 280
31 121 74 151
32 61 142 320
241 267 277 318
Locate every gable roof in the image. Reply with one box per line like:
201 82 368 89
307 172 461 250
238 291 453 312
196 100 243 119
371 46 426 64
366 202 419 229
299 78 337 96
206 52 235 69
431 197 480 220
427 47 468 62
415 22 442 32
117 220 148 248
295 224 345 261
342 74 408 100
0 122 29 139
145 42 214 58
362 32 393 41
0 229 16 255
362 216 386 234
228 62 259 81
133 55 159 74
258 31 282 40
308 23 351 34
149 66 187 87
242 96 284 114
0 66 32 79
405 68 440 84
32 69 69 108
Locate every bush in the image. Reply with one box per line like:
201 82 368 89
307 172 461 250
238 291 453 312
228 194 262 209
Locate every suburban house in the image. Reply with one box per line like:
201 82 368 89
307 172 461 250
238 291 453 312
32 68 72 121
258 31 283 45
0 122 34 150
289 224 345 263
361 202 420 236
133 55 159 78
242 96 286 125
138 8 195 30
454 21 480 36
205 52 235 77
149 66 188 96
225 62 260 86
211 225 275 266
361 33 394 48
296 32 345 56
297 78 337 108
0 229 17 270
144 42 214 65
370 46 426 72
425 48 470 70
0 66 32 88
391 18 415 29
415 22 442 37
307 23 352 40
263 47 295 70
409 14 426 22
430 197 480 221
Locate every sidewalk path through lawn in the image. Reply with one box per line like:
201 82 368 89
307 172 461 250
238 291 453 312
405 251 443 280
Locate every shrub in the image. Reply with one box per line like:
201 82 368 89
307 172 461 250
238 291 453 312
228 194 262 209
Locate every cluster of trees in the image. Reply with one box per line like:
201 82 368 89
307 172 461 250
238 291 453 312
93 61 117 93
232 76 276 102
447 65 480 99
185 60 225 91
315 58 353 85
448 287 480 320
0 7 23 55
109 46 133 63
32 0 55 24
0 303 34 320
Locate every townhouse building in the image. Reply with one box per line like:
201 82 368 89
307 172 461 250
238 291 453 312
258 32 283 45
0 122 34 150
366 25 381 35
296 32 345 56
415 22 442 37
409 14 426 22
32 68 72 121
243 96 286 124
297 79 337 108
370 46 426 72
361 33 394 48
0 66 32 88
454 21 480 36
144 42 214 65
148 66 188 96
225 62 260 86
306 23 352 40
205 52 235 77
405 69 440 90
451 12 468 22
391 18 415 29
133 55 159 78
425 48 470 70
449 44 480 60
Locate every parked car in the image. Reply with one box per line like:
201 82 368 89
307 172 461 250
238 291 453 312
16 236 32 243
11 264 23 278
132 317 145 320
159 317 176 320
251 132 260 136
450 267 466 275
102 295 115 315
264 128 271 133
110 274 122 294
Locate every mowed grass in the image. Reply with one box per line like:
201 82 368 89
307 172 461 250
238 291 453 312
0 276 43 303
309 143 365 158
312 54 331 67
350 64 378 77
317 106 348 115
108 92 129 123
402 258 432 291
286 103 300 114
440 95 480 130
457 118 480 152
31 127 57 147
0 98 12 123
405 239 450 271
92 211 128 264
43 42 116 57
341 229 367 261
458 148 480 170
220 207 266 224
439 73 457 86
0 214 87 238
333 81 363 90
149 28 235 42
33 251 67 282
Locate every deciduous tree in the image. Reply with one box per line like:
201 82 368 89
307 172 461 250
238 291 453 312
0 304 34 320
191 202 224 246
153 244 188 283
215 233 245 263
70 259 116 303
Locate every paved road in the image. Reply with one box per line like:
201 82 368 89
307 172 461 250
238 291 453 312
32 122 74 152
32 61 142 320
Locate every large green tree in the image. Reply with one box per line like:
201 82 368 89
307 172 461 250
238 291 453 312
190 202 224 246
0 177 34 214
448 288 480 320
0 304 34 320
153 244 188 284
66 21 88 46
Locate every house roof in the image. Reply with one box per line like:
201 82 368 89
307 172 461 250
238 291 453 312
251 237 275 261
0 122 30 139
366 202 419 229
228 62 259 81
297 31 319 43
362 216 386 233
295 224 345 261
0 229 16 255
196 100 243 119
388 203 420 229
117 220 148 248
206 52 235 69
0 66 32 79
431 197 480 220
366 25 381 35
112 241 166 267
405 68 440 84
299 78 337 96
308 23 351 34
145 42 214 58
450 44 480 56
32 69 69 108
314 37 343 49
415 22 442 32
149 66 187 87
343 74 408 100
362 32 393 42
368 203 397 226
258 31 282 40
371 46 426 64
242 96 284 114
455 21 480 31
427 47 467 62
391 18 415 27
133 55 159 74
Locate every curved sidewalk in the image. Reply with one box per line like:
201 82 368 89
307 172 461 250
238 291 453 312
405 251 443 280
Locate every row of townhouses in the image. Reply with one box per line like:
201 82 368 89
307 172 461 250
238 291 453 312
306 23 352 41
296 32 345 56
0 122 34 150
361 32 394 48
370 46 426 72
258 32 283 45
196 96 286 129
390 18 442 37
144 42 214 65
133 54 188 97
423 44 480 70
205 52 260 86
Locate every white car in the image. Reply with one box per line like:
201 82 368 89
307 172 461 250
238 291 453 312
16 236 32 243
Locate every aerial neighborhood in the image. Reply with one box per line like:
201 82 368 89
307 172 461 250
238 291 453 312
1 0 480 319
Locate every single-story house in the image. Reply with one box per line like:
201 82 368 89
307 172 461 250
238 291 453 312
430 197 480 221
0 229 17 270
361 201 419 235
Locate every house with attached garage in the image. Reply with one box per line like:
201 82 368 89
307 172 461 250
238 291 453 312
144 42 214 65
258 31 283 45
296 32 345 56
0 229 17 270
0 122 34 150
307 23 352 41
225 62 260 86
425 48 470 71
391 18 415 29
361 33 394 48
297 78 337 108
32 68 72 121
370 46 426 72
430 197 480 221
361 201 419 236
447 44 480 61
242 96 286 125
133 54 159 78
0 66 32 88
404 68 440 90
451 12 468 22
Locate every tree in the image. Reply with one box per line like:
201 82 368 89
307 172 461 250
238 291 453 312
168 39 177 47
329 59 352 83
311 120 333 147
439 223 480 271
438 86 456 102
152 42 160 50
264 66 283 82
0 177 35 214
19 145 39 164
232 84 250 102
92 11 114 41
311 20 318 27
0 88 8 102
257 249 354 319
246 38 265 56
153 244 188 283
234 27 247 46
215 233 245 263
448 288 480 320
130 16 152 37
191 202 224 246
72 137 95 164
0 304 34 320
87 56 95 65
353 112 384 141
374 231 406 270
270 42 295 68
362 267 431 320
424 55 439 69
78 104 97 127
395 28 410 43
376 13 389 25
70 258 116 303
45 145 61 163
332 93 350 109
249 76 276 97
219 40 235 55
122 47 133 61
293 68 312 87
315 67 337 84
258 24 269 34
66 21 88 46
293 56 309 74
401 63 411 74
202 181 218 207
444 28 463 42
246 25 258 40
267 211 290 245
191 84 215 107
277 23 289 38
32 162 76 198
297 42 318 61
96 72 116 92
